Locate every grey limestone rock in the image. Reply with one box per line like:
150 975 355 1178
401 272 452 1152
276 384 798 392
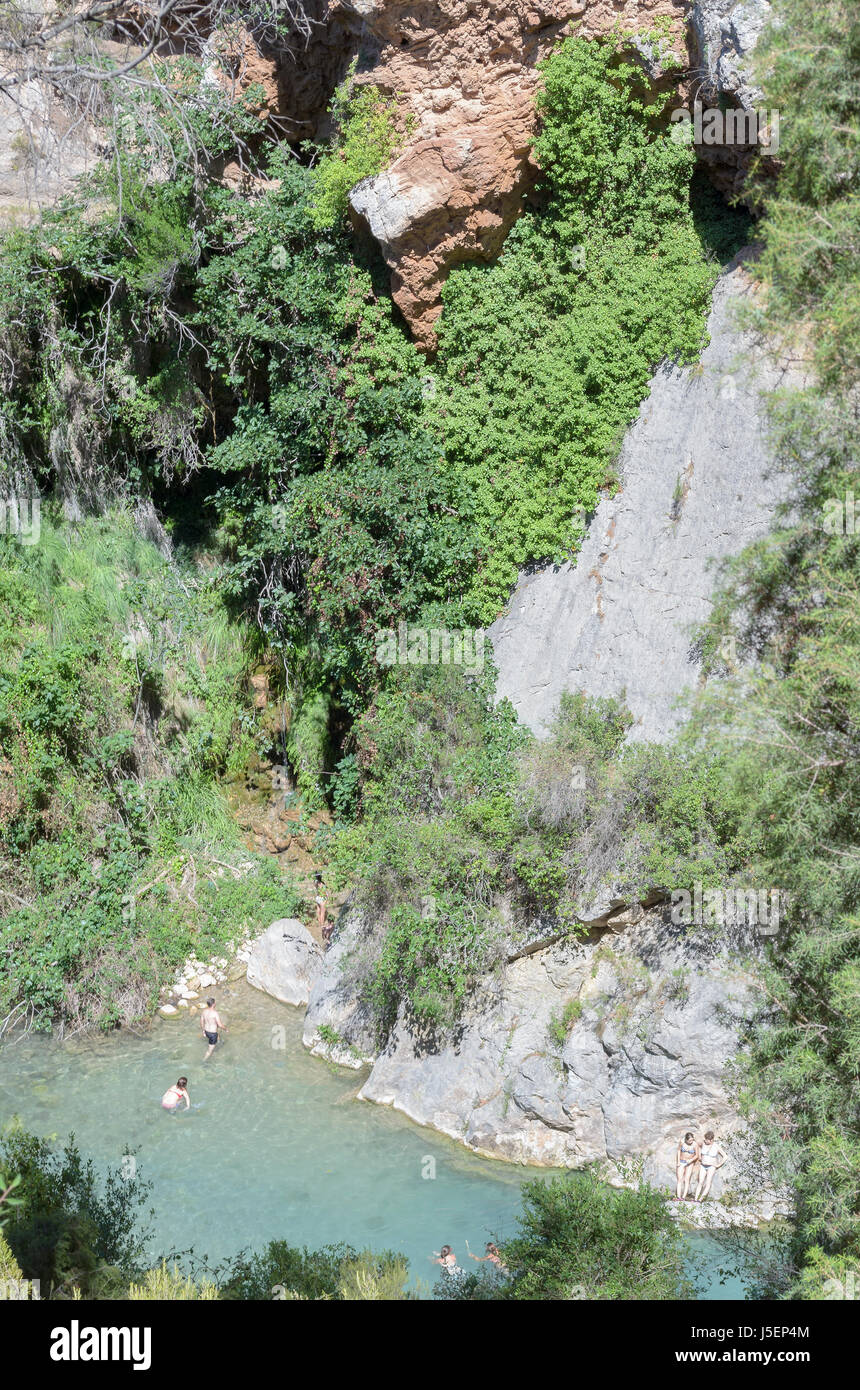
488 254 795 743
304 903 779 1212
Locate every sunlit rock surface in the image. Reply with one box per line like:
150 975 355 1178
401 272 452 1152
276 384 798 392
489 252 794 743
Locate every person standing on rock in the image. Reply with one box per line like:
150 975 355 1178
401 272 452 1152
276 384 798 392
675 1132 700 1200
314 873 333 947
695 1130 727 1202
200 997 227 1060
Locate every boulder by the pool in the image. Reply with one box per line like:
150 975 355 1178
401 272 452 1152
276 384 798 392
246 919 323 1008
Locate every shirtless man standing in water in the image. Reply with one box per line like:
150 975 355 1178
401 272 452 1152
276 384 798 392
200 997 226 1060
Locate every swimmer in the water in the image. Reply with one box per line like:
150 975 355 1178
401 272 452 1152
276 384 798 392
162 1077 190 1111
467 1240 507 1272
430 1245 463 1278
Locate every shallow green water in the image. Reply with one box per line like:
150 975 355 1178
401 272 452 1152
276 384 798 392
0 981 748 1297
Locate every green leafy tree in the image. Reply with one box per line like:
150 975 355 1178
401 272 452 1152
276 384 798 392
196 152 472 712
0 1129 152 1294
448 1170 691 1301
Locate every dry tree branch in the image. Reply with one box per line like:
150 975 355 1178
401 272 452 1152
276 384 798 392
1 1 317 203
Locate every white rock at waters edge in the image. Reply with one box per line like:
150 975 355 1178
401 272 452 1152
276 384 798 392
300 906 790 1226
246 919 323 1008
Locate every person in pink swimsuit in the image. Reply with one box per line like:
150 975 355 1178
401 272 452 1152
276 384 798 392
161 1077 190 1112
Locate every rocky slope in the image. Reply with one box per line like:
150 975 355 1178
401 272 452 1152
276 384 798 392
292 899 781 1214
231 4 781 1212
344 0 686 348
488 250 795 743
239 244 790 1217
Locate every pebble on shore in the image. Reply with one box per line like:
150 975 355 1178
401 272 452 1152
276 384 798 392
157 938 255 1017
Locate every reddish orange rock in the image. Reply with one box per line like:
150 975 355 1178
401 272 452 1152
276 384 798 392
212 2 687 349
342 1 686 350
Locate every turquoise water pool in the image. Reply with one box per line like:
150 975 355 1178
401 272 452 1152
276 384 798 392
0 980 749 1298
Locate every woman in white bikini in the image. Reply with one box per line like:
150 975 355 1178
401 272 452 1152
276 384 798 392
695 1130 727 1202
161 1077 190 1112
675 1131 700 1200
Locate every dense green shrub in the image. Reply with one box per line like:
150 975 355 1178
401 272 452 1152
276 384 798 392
0 57 269 494
501 1171 692 1300
548 998 583 1047
0 512 300 1030
308 57 412 228
0 1129 152 1294
127 1262 220 1300
434 35 743 618
440 1169 692 1301
0 1229 23 1285
196 150 471 712
218 1238 412 1301
743 0 860 393
328 664 754 1040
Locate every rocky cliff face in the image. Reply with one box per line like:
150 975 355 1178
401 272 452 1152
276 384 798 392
0 82 96 227
488 251 795 743
247 0 772 347
691 0 771 107
3 4 774 331
296 900 782 1215
689 0 776 200
231 4 784 1210
281 246 792 1212
343 0 686 348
